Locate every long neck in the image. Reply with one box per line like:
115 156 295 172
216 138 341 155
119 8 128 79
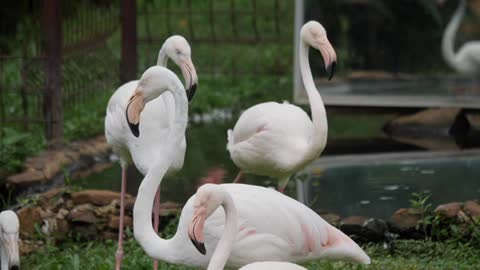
299 41 328 160
207 194 238 270
157 47 169 67
133 75 189 263
442 0 466 69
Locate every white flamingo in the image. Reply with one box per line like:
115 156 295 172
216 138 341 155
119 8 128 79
132 112 370 269
186 184 369 270
227 21 336 192
439 0 480 74
105 35 197 270
0 210 20 270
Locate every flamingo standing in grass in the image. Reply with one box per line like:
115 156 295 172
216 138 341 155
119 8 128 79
0 210 20 270
227 21 336 192
105 35 197 270
439 0 480 75
129 60 369 267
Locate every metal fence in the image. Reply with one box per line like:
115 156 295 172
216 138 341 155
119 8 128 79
0 0 294 169
0 1 119 150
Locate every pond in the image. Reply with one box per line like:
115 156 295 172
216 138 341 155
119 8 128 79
74 111 480 219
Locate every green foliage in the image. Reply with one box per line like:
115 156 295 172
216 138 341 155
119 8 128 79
0 127 45 172
23 237 480 269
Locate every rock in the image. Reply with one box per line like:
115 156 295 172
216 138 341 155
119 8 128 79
95 200 118 216
67 210 98 224
41 151 71 179
339 216 368 238
383 108 466 138
17 207 42 238
72 190 129 206
457 210 471 223
71 163 113 180
7 170 45 186
72 224 98 240
38 188 64 208
434 202 462 218
107 215 133 230
41 218 69 238
389 208 421 233
125 197 136 212
463 200 480 217
322 213 341 225
19 240 44 256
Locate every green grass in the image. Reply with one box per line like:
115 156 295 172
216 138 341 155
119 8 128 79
23 238 480 270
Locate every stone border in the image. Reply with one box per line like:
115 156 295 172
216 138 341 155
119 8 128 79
5 135 112 187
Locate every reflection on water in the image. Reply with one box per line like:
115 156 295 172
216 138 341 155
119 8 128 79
300 151 480 219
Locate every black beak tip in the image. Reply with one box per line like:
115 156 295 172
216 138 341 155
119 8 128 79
187 83 198 102
328 61 336 81
10 265 19 270
190 238 206 255
125 106 140 137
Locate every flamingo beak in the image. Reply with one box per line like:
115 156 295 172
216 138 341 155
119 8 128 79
188 209 207 255
125 89 145 137
316 36 337 81
180 58 198 102
3 233 20 270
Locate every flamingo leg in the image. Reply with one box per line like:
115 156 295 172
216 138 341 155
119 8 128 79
152 187 160 270
115 165 127 270
233 171 244 183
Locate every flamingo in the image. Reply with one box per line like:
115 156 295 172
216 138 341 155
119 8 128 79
186 184 370 269
227 21 336 192
0 210 20 270
132 111 370 269
105 35 197 270
439 0 480 75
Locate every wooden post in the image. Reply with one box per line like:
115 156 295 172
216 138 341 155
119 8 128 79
120 0 137 82
43 0 63 147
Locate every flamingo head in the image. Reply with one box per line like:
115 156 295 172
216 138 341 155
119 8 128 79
125 66 177 137
0 211 20 270
188 184 226 255
300 21 337 80
162 35 198 102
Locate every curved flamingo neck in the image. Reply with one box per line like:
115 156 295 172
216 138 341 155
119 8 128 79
442 0 466 70
207 192 238 270
133 72 188 263
299 41 328 160
157 46 169 67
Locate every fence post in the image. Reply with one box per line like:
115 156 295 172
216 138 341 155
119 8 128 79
120 0 137 83
43 0 63 147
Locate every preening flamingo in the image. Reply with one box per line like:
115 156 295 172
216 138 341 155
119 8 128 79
227 21 336 192
0 210 20 270
439 0 480 75
186 183 370 269
133 129 370 269
105 35 197 270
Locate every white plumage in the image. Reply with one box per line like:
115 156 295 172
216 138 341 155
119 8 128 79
0 210 20 270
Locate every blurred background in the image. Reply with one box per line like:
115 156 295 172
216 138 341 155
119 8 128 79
0 0 479 218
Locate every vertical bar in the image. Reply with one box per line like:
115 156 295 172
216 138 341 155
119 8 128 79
230 0 238 39
293 0 304 103
120 0 137 82
43 0 63 146
209 0 216 42
274 0 280 40
166 0 172 36
251 0 259 42
187 0 195 41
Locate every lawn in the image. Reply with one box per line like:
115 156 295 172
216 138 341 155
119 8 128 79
23 237 480 270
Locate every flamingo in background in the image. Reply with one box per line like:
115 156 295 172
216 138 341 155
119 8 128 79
439 0 480 75
227 21 336 192
0 210 20 270
186 183 370 269
105 35 197 270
